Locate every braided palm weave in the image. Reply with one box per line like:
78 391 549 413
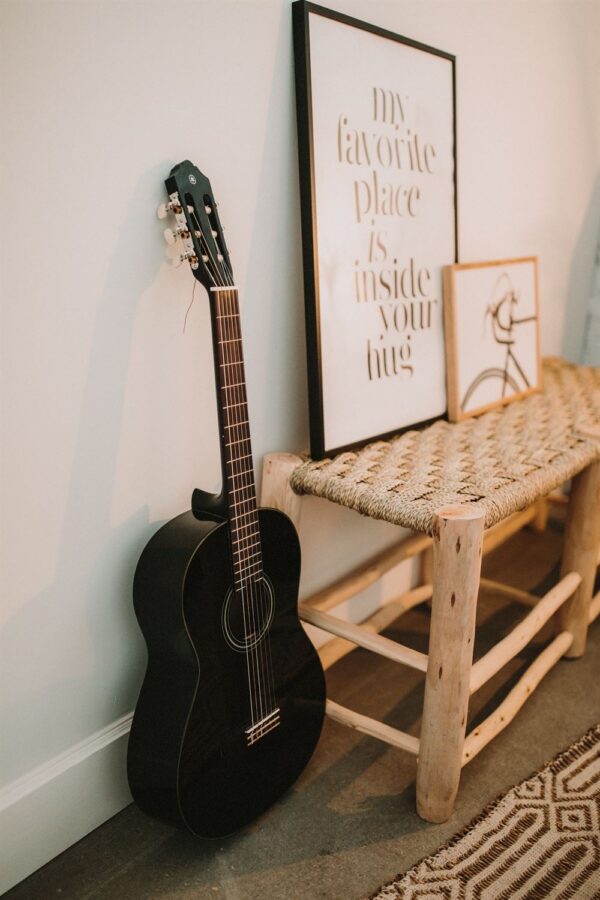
290 359 600 535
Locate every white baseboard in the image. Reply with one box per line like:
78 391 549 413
0 712 133 895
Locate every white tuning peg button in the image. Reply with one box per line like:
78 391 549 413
163 228 176 245
157 203 171 220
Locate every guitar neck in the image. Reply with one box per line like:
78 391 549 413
210 287 262 589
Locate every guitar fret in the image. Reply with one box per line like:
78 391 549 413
232 534 260 548
232 526 259 538
229 469 254 490
227 453 252 464
231 492 256 506
231 485 256 509
232 525 258 537
234 536 260 546
231 509 258 523
231 487 255 498
233 528 259 539
237 565 262 581
223 401 247 410
232 517 259 528
224 420 249 429
234 549 262 565
230 485 255 497
234 542 262 557
225 437 251 447
229 488 254 498
235 559 262 579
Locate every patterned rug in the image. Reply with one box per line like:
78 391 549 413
368 725 600 899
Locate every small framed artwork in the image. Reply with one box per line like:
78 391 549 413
443 257 542 421
293 1 457 458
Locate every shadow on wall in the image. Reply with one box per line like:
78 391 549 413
581 176 600 366
0 163 173 780
563 173 600 364
244 0 309 459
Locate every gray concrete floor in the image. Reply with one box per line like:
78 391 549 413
7 518 600 900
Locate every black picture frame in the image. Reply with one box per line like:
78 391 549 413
293 1 458 459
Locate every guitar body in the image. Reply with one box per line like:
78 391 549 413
127 506 326 838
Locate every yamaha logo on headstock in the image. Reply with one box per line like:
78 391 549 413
162 160 234 289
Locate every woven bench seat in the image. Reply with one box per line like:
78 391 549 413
290 359 600 534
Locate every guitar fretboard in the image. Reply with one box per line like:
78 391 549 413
212 287 262 589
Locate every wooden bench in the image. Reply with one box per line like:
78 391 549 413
260 359 600 822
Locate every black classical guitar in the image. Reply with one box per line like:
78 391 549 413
127 161 325 838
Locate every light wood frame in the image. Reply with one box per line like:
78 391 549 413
260 452 600 824
443 257 542 422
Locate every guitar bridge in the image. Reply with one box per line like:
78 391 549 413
245 708 281 746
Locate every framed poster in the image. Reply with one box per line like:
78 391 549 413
443 257 542 421
293 1 457 458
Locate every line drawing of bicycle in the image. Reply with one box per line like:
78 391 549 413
461 271 537 413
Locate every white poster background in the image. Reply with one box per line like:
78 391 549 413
452 261 539 414
308 12 455 451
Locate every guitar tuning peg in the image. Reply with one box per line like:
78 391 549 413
205 204 212 214
168 250 198 268
157 202 172 220
163 228 176 246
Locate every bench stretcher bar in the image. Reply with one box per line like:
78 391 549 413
462 630 574 766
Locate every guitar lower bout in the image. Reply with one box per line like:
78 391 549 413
127 506 326 838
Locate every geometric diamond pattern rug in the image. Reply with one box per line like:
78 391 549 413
367 725 600 899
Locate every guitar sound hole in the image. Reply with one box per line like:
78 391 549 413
222 577 274 653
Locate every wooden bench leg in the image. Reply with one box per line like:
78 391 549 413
557 459 600 658
416 505 484 823
419 545 433 584
531 497 549 533
260 452 304 529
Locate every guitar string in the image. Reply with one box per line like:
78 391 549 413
235 284 277 728
207 236 269 724
218 286 263 725
224 284 275 724
226 290 272 721
222 287 276 721
210 218 274 721
192 215 260 726
192 203 276 726
223 285 278 721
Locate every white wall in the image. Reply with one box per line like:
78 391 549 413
574 0 600 364
1 0 598 890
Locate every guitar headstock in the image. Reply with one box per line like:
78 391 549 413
159 160 233 290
